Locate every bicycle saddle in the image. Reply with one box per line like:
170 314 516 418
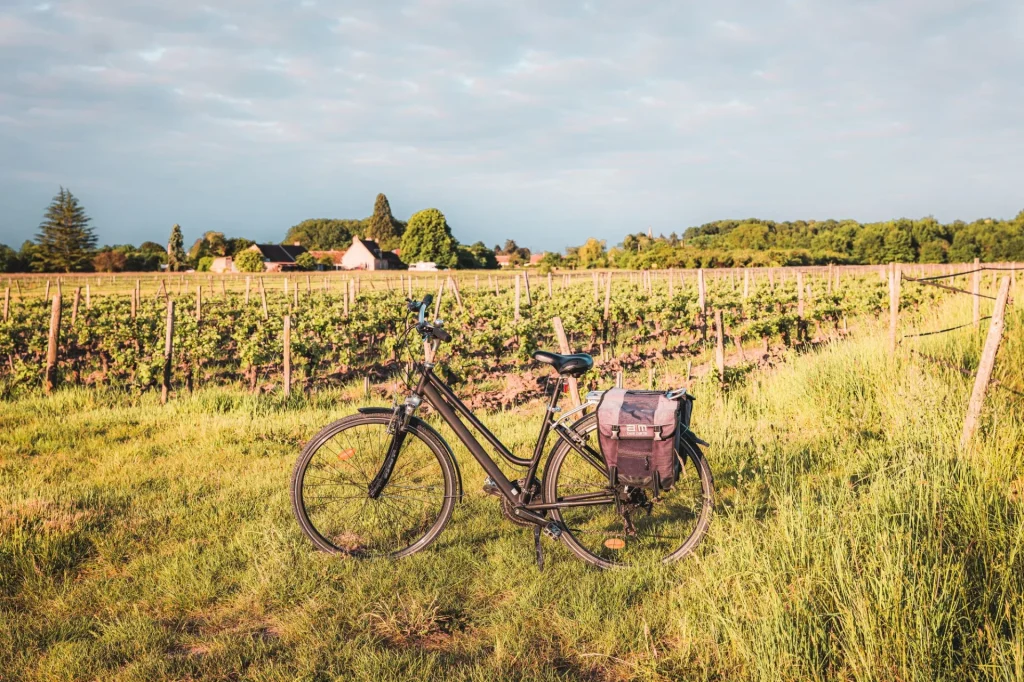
532 350 594 377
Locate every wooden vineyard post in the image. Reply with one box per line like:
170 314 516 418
961 276 1012 448
697 268 707 342
604 272 613 320
592 272 599 303
889 263 901 354
293 282 299 308
350 278 357 309
494 276 500 297
796 271 805 319
283 314 292 397
743 269 750 300
668 269 675 298
221 278 226 296
245 277 251 305
44 280 50 302
44 293 61 394
161 299 174 404
85 283 91 309
259 278 269 319
547 271 553 297
3 286 8 322
972 257 981 326
615 370 623 388
514 275 521 323
71 287 81 324
827 263 833 294
434 280 444 319
523 271 532 306
343 282 350 317
130 288 137 320
196 285 202 322
448 276 463 310
306 275 311 296
714 309 725 379
551 316 582 408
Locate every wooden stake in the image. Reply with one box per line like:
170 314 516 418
434 280 444 319
592 272 599 303
196 285 202 322
551 316 582 408
547 271 553 297
71 286 81 324
259 278 269 319
523 270 532 306
603 272 613 320
130 289 137 320
161 299 174 404
514 275 521 323
86 283 90 309
2 286 8 322
44 280 50 301
961 276 1012 448
972 257 981 326
44 293 61 393
697 269 706 311
889 263 901 354
245 277 251 305
714 309 725 378
283 314 291 397
797 271 805 319
743 269 750 299
448 276 463 309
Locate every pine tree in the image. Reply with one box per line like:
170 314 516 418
167 224 188 272
401 208 458 268
365 193 400 247
34 187 97 272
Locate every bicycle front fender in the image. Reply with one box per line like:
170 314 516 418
357 407 464 502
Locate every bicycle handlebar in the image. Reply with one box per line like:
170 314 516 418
406 295 449 342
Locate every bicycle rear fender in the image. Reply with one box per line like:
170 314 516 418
357 407 464 503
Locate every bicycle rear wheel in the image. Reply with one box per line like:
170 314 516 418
542 413 714 569
290 413 457 558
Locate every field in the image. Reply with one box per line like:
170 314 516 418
1 269 1023 681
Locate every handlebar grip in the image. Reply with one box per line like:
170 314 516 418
433 327 451 342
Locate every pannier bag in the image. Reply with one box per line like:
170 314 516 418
596 388 692 493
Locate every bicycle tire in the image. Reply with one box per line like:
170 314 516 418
290 413 457 559
542 413 714 569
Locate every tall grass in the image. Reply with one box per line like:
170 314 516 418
0 292 1021 681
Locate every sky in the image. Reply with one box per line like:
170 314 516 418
1 0 1022 252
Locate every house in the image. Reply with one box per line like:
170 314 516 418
248 243 308 272
340 236 405 270
309 250 346 270
528 252 546 266
409 261 439 271
495 255 512 267
209 256 235 273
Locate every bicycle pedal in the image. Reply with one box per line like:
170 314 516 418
542 522 563 539
482 477 501 497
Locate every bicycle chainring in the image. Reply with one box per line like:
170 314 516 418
500 477 543 528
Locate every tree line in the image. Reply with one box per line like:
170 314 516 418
2 187 1021 273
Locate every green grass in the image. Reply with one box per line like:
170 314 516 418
1 295 1022 681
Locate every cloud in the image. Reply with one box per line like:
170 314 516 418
0 0 1022 250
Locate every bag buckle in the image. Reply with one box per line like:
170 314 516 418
610 425 620 440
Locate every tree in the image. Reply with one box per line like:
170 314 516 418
365 193 402 248
167 224 188 272
576 238 607 269
93 250 127 272
295 252 316 270
226 237 254 256
34 187 97 272
0 243 26 273
284 219 364 250
401 208 458 268
234 249 265 272
316 254 335 269
196 256 214 272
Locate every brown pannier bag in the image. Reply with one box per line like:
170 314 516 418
596 388 691 493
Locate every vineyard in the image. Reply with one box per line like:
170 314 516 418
0 264 994 403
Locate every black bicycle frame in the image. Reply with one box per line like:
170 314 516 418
393 362 615 524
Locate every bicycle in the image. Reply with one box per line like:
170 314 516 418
290 295 714 569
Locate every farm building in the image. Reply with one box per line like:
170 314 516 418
209 256 235 273
308 250 346 270
339 236 405 270
247 243 309 272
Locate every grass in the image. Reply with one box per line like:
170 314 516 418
1 294 1022 681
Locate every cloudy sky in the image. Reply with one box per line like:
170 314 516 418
1 0 1022 251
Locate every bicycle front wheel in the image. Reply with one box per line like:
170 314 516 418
290 413 457 559
542 413 714 569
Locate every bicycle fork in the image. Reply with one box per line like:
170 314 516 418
367 395 420 499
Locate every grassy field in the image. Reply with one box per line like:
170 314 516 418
1 295 1022 681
